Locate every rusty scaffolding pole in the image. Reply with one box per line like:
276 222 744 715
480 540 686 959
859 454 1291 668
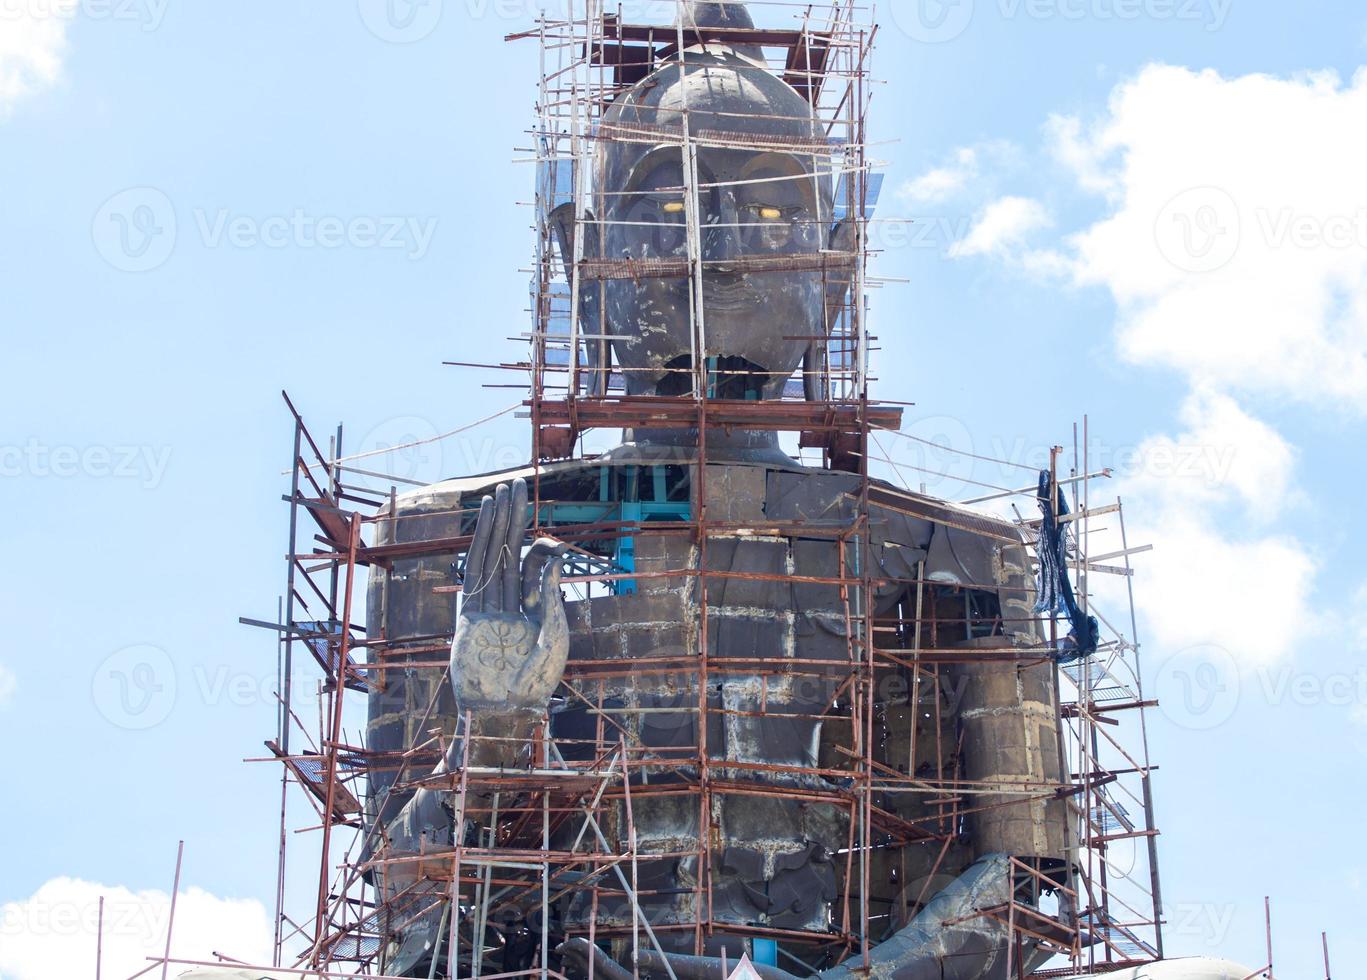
211 2 1169 978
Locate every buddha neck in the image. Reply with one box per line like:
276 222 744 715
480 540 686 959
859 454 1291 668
617 425 795 465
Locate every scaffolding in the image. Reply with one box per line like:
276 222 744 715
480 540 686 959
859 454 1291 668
198 2 1168 978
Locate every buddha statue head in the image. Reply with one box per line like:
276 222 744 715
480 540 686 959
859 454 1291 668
555 1 853 410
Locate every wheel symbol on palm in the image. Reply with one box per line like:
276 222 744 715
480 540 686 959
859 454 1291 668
470 619 535 671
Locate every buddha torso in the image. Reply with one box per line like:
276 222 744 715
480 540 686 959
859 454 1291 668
365 451 1066 969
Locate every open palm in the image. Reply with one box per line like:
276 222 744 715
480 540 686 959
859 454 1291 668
450 477 568 711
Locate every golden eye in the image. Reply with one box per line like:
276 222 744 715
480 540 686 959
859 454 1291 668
662 201 685 214
758 206 783 220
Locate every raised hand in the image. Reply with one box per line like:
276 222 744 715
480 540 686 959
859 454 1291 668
450 477 569 712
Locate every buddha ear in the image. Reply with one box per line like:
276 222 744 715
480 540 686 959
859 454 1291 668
805 217 858 401
802 339 827 402
548 203 608 396
825 215 857 323
549 203 599 280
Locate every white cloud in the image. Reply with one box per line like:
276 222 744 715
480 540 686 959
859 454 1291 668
900 147 979 205
1045 64 1367 411
898 141 1019 206
932 64 1367 664
949 195 1051 258
1121 511 1315 667
1098 390 1317 666
0 877 275 980
1118 388 1297 524
0 2 75 116
1045 114 1115 196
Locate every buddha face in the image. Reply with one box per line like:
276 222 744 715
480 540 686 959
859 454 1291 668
578 51 844 400
601 145 827 398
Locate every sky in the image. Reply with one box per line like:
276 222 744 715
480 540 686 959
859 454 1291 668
2 0 1366 977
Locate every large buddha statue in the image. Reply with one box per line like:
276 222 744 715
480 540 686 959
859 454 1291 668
364 4 1072 977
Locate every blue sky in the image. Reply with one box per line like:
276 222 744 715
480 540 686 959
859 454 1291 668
2 0 1365 977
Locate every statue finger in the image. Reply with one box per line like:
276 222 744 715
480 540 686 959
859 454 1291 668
521 537 567 619
504 477 529 612
484 483 512 613
463 494 496 614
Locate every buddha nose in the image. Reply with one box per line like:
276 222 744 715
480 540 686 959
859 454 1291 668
703 193 743 272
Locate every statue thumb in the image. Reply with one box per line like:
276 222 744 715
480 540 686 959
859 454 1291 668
521 537 568 620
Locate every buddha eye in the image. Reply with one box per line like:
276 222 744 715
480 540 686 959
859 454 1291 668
661 200 685 214
757 206 783 220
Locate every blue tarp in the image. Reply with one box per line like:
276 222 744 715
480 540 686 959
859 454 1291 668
1032 470 1099 664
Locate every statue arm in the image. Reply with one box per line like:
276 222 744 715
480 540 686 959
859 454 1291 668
381 477 567 861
